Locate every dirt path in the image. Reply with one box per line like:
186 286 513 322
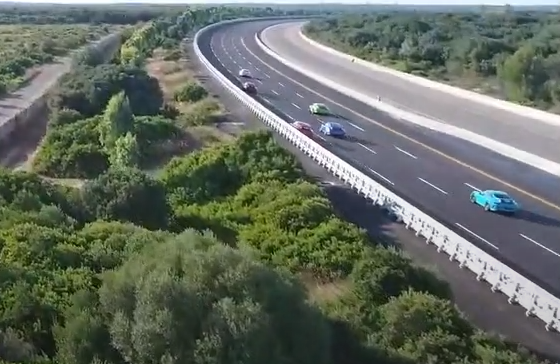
0 34 120 170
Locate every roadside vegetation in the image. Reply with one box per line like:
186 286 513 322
0 4 551 364
0 24 124 95
304 10 560 113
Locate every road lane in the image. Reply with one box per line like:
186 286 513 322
261 22 560 164
205 21 560 295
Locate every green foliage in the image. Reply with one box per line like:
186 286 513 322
32 117 109 179
174 81 208 102
56 232 331 364
50 64 163 118
80 168 170 230
0 5 548 364
0 24 115 95
305 11 560 111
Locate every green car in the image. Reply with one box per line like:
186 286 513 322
308 103 331 115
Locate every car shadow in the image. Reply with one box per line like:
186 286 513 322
504 209 560 228
344 135 377 147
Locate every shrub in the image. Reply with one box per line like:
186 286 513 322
174 81 208 103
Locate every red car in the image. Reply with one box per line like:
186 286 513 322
292 121 314 138
242 82 257 94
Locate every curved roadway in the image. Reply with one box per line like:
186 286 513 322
202 20 560 297
263 22 560 164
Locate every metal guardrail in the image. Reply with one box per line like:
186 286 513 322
194 18 560 332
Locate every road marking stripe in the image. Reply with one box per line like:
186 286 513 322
519 234 560 258
285 113 294 120
239 38 560 213
455 223 499 250
358 143 376 154
291 103 301 109
296 92 303 98
348 122 364 131
418 177 448 195
367 167 394 185
395 146 417 159
278 82 285 87
464 183 481 191
272 90 279 95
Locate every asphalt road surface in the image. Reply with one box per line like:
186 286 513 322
194 29 560 358
261 22 560 164
201 20 560 302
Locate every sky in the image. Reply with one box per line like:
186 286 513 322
0 0 558 5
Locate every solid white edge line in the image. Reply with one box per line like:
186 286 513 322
519 234 560 258
455 223 499 250
394 146 418 159
358 143 376 154
418 177 448 195
367 167 394 185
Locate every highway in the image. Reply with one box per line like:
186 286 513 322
201 19 560 296
261 22 560 164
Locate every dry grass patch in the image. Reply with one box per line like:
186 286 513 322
300 272 351 304
147 48 235 151
146 49 197 99
189 125 235 146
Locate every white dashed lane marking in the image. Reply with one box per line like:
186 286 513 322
291 103 301 109
464 183 481 191
520 234 560 258
418 177 448 195
348 122 364 132
367 167 394 186
395 146 417 159
455 223 499 250
358 143 376 154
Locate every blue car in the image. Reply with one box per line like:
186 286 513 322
319 122 346 137
470 189 519 213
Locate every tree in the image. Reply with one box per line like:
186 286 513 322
370 291 474 364
98 91 134 151
498 45 548 103
350 248 452 306
56 231 332 364
109 132 139 168
80 168 170 230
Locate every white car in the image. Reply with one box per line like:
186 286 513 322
238 69 251 78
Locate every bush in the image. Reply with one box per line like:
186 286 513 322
80 168 170 230
178 98 221 126
174 81 208 103
32 117 109 179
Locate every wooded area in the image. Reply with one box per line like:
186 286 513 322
0 4 552 364
304 11 560 113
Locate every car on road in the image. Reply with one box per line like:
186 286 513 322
239 69 251 78
470 189 519 213
292 121 314 138
309 103 331 115
319 121 346 138
242 82 257 95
